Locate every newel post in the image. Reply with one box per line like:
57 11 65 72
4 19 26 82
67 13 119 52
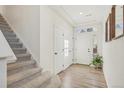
0 57 7 88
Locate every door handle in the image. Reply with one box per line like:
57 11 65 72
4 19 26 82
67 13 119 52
88 48 90 52
54 52 58 55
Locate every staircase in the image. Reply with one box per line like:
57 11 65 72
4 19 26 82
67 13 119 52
0 14 61 88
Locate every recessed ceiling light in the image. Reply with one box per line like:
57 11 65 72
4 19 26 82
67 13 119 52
80 12 83 15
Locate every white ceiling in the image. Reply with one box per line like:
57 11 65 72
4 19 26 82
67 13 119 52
50 5 111 26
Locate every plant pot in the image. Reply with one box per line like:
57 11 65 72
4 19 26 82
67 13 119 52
95 64 102 69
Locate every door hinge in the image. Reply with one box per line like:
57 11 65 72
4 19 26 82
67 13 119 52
72 59 74 62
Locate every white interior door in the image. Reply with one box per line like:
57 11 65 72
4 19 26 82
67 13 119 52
76 33 93 65
54 25 64 74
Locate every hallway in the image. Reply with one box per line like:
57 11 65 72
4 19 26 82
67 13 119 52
58 64 107 88
0 5 124 88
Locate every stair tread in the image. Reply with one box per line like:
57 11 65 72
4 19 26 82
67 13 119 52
16 53 31 61
5 35 18 38
6 38 19 42
4 34 15 36
0 21 8 24
0 24 10 26
9 42 23 47
3 33 16 36
0 19 5 21
18 71 52 88
10 42 22 44
7 39 19 43
0 29 13 32
12 47 26 50
7 60 36 71
9 42 23 48
12 47 26 54
7 39 19 42
9 38 22 44
0 26 11 29
0 29 11 32
0 24 9 27
7 68 42 85
16 53 31 57
1 30 13 32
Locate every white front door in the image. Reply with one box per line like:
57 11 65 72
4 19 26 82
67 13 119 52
54 25 64 74
76 33 93 65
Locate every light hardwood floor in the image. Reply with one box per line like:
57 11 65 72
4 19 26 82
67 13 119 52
58 64 107 88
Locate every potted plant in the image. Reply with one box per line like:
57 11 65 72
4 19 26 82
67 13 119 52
89 55 103 69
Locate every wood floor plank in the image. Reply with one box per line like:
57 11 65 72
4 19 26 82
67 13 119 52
58 64 107 88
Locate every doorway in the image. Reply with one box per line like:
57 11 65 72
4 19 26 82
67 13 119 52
54 24 73 74
75 32 94 65
74 27 99 65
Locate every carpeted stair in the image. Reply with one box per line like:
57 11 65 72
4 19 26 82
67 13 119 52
0 14 61 88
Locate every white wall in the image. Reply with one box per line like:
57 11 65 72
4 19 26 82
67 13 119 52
102 6 124 87
40 6 54 73
40 6 73 73
3 5 40 63
0 30 16 62
103 36 124 87
0 5 4 14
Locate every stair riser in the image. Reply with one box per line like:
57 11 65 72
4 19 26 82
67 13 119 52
8 70 42 87
6 37 19 40
0 25 11 29
7 39 19 42
0 19 6 22
0 17 5 19
4 34 16 37
0 24 9 27
10 44 23 48
1 29 13 32
0 22 8 25
0 27 12 31
17 55 31 61
7 63 36 76
2 31 15 35
13 49 27 54
2 31 14 34
0 17 6 20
